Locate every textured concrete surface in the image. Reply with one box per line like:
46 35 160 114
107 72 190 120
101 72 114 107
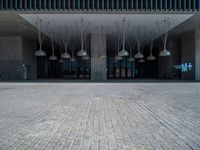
0 36 37 80
0 83 200 150
195 29 200 81
91 33 107 81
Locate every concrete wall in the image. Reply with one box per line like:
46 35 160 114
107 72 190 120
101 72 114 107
181 31 196 80
0 36 37 80
91 33 107 81
195 29 200 81
158 39 181 79
22 38 37 80
169 39 181 78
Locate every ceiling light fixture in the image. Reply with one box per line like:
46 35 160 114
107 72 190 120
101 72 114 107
49 31 57 61
62 26 71 59
134 26 144 59
147 31 156 61
157 17 171 57
34 18 49 57
76 18 90 57
117 18 130 57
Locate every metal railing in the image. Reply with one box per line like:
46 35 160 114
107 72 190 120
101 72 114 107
0 0 199 11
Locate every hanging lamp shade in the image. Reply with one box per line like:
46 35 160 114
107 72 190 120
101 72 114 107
128 57 135 62
82 55 90 60
35 49 46 57
159 49 171 57
115 55 123 61
139 58 145 63
77 49 87 57
49 55 57 61
147 55 156 61
118 49 129 57
58 59 64 63
62 52 71 59
134 52 144 59
70 57 76 62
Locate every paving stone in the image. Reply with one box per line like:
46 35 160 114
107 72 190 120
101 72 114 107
0 83 200 150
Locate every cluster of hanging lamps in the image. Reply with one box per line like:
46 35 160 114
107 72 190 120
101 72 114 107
35 18 49 57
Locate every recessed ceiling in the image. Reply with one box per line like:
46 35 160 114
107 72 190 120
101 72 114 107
20 14 193 42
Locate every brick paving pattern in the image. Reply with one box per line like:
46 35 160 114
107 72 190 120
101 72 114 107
0 83 200 150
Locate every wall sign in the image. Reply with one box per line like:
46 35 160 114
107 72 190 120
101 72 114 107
174 63 193 72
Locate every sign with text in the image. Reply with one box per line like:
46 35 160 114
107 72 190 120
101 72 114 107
174 63 193 72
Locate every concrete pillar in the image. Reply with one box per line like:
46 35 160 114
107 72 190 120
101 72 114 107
195 29 200 81
91 33 107 81
181 31 195 80
0 36 37 80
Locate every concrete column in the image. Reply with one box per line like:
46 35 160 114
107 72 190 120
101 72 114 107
195 29 200 81
0 36 37 80
91 33 107 81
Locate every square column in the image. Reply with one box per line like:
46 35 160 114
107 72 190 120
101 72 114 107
181 30 200 81
91 33 107 81
195 29 200 81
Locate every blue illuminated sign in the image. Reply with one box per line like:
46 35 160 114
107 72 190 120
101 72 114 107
174 63 193 72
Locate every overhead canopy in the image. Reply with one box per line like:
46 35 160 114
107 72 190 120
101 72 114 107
21 14 193 43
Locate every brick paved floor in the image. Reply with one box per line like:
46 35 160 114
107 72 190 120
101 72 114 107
0 83 200 150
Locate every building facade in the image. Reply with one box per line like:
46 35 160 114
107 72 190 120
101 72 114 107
0 0 200 81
